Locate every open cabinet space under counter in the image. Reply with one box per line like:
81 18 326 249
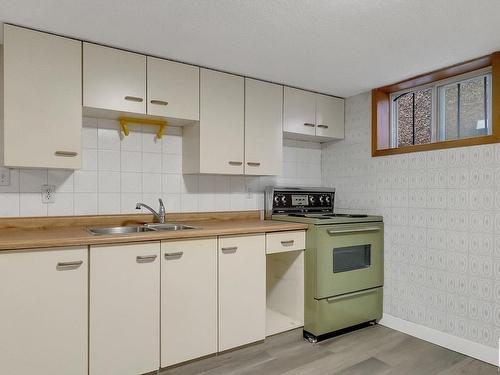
265 230 306 337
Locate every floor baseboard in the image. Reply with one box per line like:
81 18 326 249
379 313 498 366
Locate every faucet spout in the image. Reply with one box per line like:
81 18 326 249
136 198 166 223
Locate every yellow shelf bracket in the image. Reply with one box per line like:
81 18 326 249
118 116 168 139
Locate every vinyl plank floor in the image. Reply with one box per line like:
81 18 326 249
159 325 497 375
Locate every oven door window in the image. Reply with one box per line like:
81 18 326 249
333 245 371 273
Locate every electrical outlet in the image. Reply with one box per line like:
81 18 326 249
0 168 10 186
41 185 56 203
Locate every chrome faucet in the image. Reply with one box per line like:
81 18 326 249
136 198 166 223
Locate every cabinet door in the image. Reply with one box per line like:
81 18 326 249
3 25 82 169
147 57 199 120
315 94 345 139
283 87 316 136
83 43 146 114
218 234 266 351
90 242 160 375
161 238 217 367
0 247 87 375
244 79 283 176
200 69 244 174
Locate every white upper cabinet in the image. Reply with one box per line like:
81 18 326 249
244 79 283 176
147 57 199 121
283 87 316 137
183 69 245 174
3 25 82 169
83 43 147 114
316 94 345 139
0 247 88 375
284 86 344 142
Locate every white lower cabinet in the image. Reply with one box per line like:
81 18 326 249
161 238 218 367
218 234 266 351
90 242 160 375
0 247 88 375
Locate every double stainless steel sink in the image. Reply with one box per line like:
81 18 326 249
88 223 198 235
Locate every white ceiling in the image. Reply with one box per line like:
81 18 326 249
1 0 500 97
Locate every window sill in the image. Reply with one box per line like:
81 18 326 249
372 134 500 157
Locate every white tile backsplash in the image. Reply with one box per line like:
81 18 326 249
322 91 500 350
0 117 321 217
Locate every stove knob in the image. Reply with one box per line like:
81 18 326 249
274 196 280 203
281 196 286 203
326 196 331 203
309 196 316 204
319 196 324 204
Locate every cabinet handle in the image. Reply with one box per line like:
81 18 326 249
124 96 144 102
165 252 183 258
136 255 157 262
228 161 243 166
246 162 261 167
281 240 295 246
304 123 316 127
56 260 83 269
317 124 329 129
55 151 78 157
221 246 238 253
150 99 168 106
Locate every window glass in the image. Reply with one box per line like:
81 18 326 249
391 70 491 148
394 88 432 147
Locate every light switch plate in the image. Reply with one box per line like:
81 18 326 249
0 168 10 186
41 185 56 203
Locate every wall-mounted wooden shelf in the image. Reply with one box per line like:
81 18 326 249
118 116 167 139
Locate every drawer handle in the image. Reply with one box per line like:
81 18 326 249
228 161 243 166
56 260 83 269
55 151 78 157
221 246 238 253
317 124 329 129
281 240 295 246
150 99 168 106
247 162 261 167
327 227 380 235
326 288 379 302
136 255 157 262
124 96 144 102
165 252 183 258
304 123 316 127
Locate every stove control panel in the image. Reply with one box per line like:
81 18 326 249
266 187 335 216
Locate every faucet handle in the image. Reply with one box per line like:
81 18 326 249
158 198 165 210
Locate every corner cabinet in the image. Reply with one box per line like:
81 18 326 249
284 87 344 142
89 242 160 375
3 24 82 169
0 247 88 375
218 234 266 351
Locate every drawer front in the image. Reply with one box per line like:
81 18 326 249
305 287 383 336
266 230 306 254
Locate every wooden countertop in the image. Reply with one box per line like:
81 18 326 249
0 212 308 251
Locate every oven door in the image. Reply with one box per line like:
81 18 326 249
315 222 383 299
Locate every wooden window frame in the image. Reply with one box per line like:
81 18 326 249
372 52 500 157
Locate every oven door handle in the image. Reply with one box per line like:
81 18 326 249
325 288 380 302
327 227 380 235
